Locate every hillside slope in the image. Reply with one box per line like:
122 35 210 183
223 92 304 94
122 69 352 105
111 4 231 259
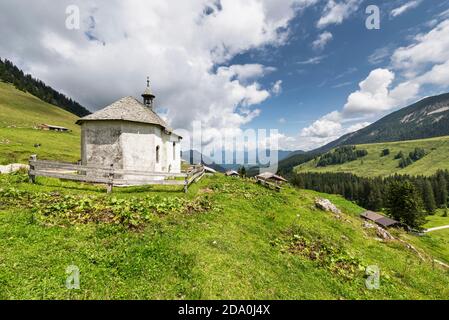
317 93 449 153
1 173 449 299
0 58 90 117
279 92 449 174
0 82 80 164
295 136 449 177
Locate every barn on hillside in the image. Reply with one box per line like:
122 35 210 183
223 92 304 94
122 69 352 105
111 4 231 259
76 79 182 178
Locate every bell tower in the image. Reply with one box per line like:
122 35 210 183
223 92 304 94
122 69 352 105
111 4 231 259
142 77 155 109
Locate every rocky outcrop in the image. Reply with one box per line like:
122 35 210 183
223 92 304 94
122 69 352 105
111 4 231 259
362 221 395 240
315 198 342 216
0 163 29 174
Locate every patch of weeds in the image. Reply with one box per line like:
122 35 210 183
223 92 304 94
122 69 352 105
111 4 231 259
0 187 217 229
272 226 365 280
209 180 269 199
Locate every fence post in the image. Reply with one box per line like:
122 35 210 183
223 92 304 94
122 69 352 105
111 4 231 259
184 173 189 193
107 164 114 194
28 154 37 183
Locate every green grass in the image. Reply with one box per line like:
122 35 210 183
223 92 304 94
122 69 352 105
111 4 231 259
424 210 449 229
295 136 449 177
1 81 449 300
1 173 449 299
0 82 80 164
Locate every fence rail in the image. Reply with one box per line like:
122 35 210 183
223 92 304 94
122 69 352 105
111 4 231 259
28 155 204 193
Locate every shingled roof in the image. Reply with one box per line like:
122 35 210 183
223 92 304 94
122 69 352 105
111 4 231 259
76 96 170 130
360 211 399 228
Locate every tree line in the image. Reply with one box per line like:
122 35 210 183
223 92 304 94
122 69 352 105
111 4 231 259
396 148 426 168
316 146 368 167
0 58 90 117
291 170 449 228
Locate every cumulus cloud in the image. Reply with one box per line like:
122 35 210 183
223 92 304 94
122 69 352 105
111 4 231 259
343 69 396 115
301 117 342 138
0 0 317 142
312 31 333 50
317 0 361 28
296 110 370 150
391 0 422 18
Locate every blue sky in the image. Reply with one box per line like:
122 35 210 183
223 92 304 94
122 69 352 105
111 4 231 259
232 0 449 149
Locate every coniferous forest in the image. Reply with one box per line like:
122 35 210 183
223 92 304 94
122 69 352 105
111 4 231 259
291 170 449 227
0 58 90 117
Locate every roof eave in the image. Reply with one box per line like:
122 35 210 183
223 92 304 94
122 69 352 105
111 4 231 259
75 118 183 139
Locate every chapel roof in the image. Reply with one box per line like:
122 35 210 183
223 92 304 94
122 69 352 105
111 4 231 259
76 96 170 130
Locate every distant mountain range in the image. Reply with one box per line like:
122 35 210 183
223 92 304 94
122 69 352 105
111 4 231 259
278 92 449 174
182 149 296 172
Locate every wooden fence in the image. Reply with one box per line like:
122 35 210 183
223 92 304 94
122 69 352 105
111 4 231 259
28 155 205 193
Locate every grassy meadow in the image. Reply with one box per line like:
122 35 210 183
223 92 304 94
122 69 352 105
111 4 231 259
0 82 80 164
1 173 449 299
295 136 449 177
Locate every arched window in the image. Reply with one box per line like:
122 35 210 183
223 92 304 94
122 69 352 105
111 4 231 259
173 142 176 161
156 145 160 163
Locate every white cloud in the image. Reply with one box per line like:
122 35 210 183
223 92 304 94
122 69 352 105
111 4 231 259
312 31 333 50
296 110 370 150
217 64 276 82
391 19 449 74
0 0 317 142
297 55 326 65
332 81 352 88
317 0 361 28
301 117 342 138
343 69 396 115
417 60 449 87
391 0 422 18
368 46 391 65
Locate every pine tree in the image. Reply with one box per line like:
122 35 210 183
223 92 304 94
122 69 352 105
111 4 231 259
436 172 448 208
422 180 437 215
385 181 427 228
367 184 383 211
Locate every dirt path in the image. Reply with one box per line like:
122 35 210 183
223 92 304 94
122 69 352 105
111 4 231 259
425 225 449 233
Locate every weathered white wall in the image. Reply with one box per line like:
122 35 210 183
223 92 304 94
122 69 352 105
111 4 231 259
81 120 181 181
81 121 123 168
